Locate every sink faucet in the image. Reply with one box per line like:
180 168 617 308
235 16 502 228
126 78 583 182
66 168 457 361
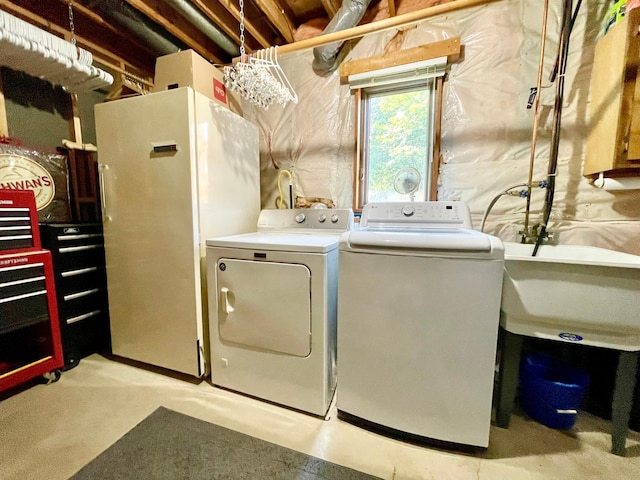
520 224 556 245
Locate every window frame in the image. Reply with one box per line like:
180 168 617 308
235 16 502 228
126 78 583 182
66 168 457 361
352 75 444 212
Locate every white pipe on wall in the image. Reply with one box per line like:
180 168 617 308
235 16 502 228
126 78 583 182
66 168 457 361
594 173 640 191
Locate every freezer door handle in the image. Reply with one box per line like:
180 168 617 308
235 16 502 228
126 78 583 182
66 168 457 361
98 164 111 222
152 143 178 154
220 287 235 315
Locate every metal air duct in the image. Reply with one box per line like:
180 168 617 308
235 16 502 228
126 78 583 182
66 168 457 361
313 0 373 73
84 0 184 56
161 0 239 56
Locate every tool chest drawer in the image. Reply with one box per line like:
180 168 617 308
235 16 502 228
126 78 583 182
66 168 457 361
0 250 64 392
0 262 49 334
0 190 41 254
40 223 111 369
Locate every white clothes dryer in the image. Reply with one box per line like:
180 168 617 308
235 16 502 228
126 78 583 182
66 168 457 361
337 202 504 448
206 208 353 417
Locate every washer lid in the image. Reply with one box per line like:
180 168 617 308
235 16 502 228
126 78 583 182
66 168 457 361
206 232 340 253
340 228 503 259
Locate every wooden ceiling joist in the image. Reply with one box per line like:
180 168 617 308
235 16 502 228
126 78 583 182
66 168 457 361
215 0 279 50
320 0 341 18
124 0 227 65
251 0 297 43
387 0 396 17
0 0 155 78
54 0 160 58
190 0 262 51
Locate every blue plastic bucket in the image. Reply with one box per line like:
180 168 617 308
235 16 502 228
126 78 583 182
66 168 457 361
519 353 590 430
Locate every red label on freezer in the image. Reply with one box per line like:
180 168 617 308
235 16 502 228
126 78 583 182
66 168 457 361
213 78 228 104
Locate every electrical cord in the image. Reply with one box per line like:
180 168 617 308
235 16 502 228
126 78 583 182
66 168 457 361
276 169 293 209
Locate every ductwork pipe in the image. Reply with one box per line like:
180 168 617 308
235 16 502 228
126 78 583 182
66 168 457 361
313 0 373 73
162 0 239 56
85 0 183 56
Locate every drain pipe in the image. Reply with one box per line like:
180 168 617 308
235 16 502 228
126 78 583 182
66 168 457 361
533 0 574 256
162 0 239 56
313 0 373 73
85 0 183 56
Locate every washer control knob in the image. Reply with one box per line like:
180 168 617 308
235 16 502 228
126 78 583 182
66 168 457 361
295 213 306 223
318 214 327 223
401 205 415 217
331 214 340 223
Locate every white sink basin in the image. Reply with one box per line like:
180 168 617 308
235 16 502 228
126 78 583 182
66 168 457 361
500 242 640 351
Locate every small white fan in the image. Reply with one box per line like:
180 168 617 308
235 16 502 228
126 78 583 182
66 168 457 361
393 167 421 201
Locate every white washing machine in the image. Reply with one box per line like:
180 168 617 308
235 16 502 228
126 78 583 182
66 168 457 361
337 202 504 448
206 208 353 417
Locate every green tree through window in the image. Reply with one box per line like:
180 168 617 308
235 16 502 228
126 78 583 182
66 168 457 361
365 87 431 203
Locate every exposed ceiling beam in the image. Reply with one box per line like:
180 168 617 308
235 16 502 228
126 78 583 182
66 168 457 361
214 0 278 50
0 0 155 76
124 0 228 64
387 0 396 17
251 0 296 43
191 0 240 43
192 0 269 50
57 0 159 58
320 0 341 18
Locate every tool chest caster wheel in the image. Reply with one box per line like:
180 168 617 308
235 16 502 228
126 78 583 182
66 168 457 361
42 370 62 385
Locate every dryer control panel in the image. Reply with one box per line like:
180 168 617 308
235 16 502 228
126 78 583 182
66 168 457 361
257 208 354 232
361 202 472 229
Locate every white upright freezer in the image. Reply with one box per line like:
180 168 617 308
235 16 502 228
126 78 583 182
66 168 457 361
94 87 260 377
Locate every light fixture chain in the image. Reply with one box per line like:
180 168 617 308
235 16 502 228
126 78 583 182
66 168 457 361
239 0 245 56
68 0 76 47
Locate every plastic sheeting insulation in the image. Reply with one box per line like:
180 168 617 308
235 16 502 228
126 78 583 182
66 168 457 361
244 0 640 256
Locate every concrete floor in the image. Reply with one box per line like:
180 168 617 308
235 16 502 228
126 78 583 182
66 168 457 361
1 354 639 480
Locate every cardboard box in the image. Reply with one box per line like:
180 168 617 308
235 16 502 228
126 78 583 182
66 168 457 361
154 50 242 115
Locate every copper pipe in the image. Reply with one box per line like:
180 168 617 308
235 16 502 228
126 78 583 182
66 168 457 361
523 0 551 240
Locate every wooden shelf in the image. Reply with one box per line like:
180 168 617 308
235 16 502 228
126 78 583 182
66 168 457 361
585 8 640 175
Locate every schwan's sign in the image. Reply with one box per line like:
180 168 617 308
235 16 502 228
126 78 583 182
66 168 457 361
0 154 55 210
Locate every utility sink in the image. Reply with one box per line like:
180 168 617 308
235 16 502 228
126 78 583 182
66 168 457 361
500 242 640 351
496 242 640 456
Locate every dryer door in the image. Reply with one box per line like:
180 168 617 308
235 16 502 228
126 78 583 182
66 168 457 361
216 258 311 356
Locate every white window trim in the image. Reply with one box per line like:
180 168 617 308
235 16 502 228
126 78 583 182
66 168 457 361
347 56 448 90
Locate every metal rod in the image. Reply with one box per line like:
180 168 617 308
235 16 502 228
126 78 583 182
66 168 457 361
523 0 550 239
533 0 574 256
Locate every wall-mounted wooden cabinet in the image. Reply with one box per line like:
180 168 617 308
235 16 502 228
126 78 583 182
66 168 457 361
585 8 640 176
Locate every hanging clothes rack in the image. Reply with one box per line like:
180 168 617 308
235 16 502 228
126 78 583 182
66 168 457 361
0 6 113 93
222 0 297 109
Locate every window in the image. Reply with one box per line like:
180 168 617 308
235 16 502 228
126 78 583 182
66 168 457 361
362 83 434 204
349 58 446 211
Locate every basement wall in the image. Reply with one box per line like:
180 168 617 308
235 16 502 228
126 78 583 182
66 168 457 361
245 0 640 255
